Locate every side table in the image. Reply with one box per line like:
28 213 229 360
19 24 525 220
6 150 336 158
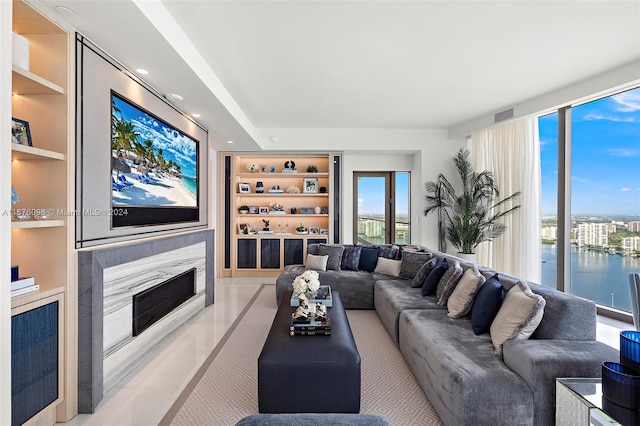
555 378 623 426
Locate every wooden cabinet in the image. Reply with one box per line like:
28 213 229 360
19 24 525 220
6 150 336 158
231 154 332 276
9 1 75 422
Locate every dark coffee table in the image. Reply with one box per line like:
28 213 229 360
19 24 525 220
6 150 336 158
258 290 361 413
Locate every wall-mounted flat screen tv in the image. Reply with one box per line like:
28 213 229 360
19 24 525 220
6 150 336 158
110 91 199 227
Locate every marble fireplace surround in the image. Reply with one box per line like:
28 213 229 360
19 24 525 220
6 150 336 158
77 230 214 413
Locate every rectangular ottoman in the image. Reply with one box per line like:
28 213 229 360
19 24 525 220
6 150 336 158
258 291 361 413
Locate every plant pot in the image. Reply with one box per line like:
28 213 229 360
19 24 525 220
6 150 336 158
457 252 477 263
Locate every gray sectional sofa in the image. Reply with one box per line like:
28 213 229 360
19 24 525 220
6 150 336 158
275 243 619 426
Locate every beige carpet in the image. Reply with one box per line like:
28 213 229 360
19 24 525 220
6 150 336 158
161 285 442 426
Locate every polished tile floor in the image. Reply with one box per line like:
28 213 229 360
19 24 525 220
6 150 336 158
58 276 631 426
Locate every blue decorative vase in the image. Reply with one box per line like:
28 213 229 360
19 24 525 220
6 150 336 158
621 331 640 374
256 181 264 194
602 361 640 410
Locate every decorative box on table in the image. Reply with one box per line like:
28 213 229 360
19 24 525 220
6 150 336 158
290 285 332 307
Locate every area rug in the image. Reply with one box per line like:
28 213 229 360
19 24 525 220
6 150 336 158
160 285 442 426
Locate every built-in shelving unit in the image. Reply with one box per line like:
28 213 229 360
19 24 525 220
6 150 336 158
230 154 332 276
9 0 76 423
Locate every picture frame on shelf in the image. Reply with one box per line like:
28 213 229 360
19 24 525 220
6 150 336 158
299 207 314 214
269 165 276 173
237 223 250 234
260 164 267 173
259 206 269 214
309 227 319 235
320 228 329 235
321 206 328 214
249 206 259 214
238 183 251 193
303 178 318 193
11 118 32 146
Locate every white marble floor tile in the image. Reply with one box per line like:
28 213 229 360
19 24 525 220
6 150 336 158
60 277 272 426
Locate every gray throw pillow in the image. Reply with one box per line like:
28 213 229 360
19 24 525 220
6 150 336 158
341 245 362 271
412 256 438 288
400 250 433 280
436 261 464 306
318 244 345 271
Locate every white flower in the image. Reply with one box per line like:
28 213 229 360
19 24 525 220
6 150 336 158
269 201 283 211
292 270 320 294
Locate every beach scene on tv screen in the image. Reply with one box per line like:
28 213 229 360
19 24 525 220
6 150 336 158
111 93 197 208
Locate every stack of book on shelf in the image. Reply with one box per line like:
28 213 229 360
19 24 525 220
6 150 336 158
11 276 39 297
289 313 331 336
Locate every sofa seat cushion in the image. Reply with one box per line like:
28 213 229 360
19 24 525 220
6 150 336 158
374 280 441 344
398 309 533 426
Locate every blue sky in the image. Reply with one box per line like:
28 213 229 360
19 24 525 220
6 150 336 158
539 86 640 216
357 172 409 217
112 95 198 179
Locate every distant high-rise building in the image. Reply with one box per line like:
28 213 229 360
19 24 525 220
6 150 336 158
622 236 640 252
577 223 608 247
542 226 557 241
629 221 640 232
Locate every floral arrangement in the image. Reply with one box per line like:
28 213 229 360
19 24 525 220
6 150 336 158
292 270 320 295
287 185 300 194
269 201 284 211
246 163 258 172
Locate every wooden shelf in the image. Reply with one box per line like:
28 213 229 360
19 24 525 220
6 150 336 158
237 172 329 178
12 65 65 95
12 143 65 160
11 219 65 229
11 283 65 310
236 234 329 239
237 193 329 197
237 214 328 218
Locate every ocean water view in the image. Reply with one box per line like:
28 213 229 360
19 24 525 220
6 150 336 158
541 244 635 313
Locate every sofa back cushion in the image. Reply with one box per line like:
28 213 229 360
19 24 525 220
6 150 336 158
305 254 328 271
318 244 345 270
341 245 362 271
374 257 402 277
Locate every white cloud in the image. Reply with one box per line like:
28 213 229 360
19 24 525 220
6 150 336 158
605 148 640 158
358 198 363 205
583 112 636 123
613 91 640 112
621 187 632 192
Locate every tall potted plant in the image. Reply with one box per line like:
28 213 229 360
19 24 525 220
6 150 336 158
424 148 521 256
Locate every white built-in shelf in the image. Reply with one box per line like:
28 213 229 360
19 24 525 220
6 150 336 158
11 219 65 229
237 214 328 218
236 172 329 178
12 144 65 161
11 283 65 310
12 65 65 95
237 193 329 197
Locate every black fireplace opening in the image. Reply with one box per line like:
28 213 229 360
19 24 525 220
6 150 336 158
132 268 196 336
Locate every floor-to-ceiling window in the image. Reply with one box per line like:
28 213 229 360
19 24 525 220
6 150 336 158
354 172 410 245
540 86 640 315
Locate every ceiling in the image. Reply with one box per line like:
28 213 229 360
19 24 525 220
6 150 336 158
39 0 640 151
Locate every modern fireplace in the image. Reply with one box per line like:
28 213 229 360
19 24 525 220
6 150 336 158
132 268 196 336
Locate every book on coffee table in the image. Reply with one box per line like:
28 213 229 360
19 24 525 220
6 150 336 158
290 313 331 336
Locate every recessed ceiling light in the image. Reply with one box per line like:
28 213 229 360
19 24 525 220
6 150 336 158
136 68 149 75
269 135 279 143
227 140 234 144
55 5 75 17
166 93 183 102
192 113 201 118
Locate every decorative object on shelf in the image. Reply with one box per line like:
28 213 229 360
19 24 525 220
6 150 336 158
269 185 283 193
263 219 270 231
269 201 285 214
299 207 314 214
12 209 31 221
238 205 249 214
306 165 318 173
256 181 264 193
424 148 521 254
238 183 251 193
249 206 259 214
11 118 32 146
284 160 296 170
296 222 308 234
247 163 258 173
260 164 267 173
320 228 329 235
303 178 318 193
269 165 276 173
287 185 300 194
292 269 320 299
319 186 327 193
248 227 257 234
314 206 321 214
33 209 52 220
621 331 640 377
259 206 269 214
237 223 249 234
290 207 297 214
321 206 328 214
315 304 328 322
310 227 319 235
11 187 19 206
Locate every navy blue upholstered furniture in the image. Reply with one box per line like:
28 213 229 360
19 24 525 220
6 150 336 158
258 291 361 414
236 413 391 425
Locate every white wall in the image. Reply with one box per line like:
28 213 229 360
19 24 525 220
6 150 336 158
257 128 465 247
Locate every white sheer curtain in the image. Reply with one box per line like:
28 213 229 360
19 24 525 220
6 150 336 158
470 117 541 283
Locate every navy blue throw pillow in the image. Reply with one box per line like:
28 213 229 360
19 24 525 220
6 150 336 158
341 245 362 271
471 274 504 335
422 259 448 296
358 246 379 272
